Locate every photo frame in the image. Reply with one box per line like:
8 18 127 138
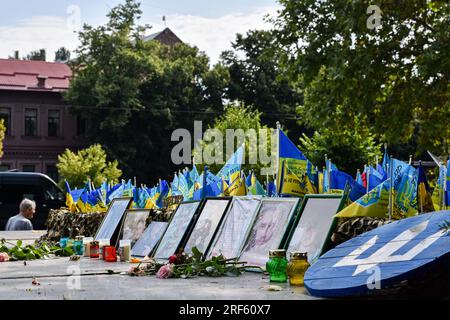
152 201 201 261
183 197 232 257
284 194 345 264
94 197 132 246
206 196 262 260
131 221 169 258
239 198 300 269
120 209 151 247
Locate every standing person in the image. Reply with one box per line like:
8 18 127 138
5 199 36 231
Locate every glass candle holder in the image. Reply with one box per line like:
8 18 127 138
266 249 288 282
59 237 69 248
287 252 310 286
83 237 94 257
98 239 110 260
119 240 131 262
73 236 84 256
104 246 117 262
90 241 100 258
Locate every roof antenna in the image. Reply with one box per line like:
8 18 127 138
162 15 166 27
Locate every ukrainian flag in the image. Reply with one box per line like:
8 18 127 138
417 162 435 213
336 159 418 219
277 130 316 196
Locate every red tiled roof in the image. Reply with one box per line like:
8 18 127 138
0 59 72 92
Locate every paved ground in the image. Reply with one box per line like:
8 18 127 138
0 231 318 300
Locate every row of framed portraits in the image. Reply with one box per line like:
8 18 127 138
93 194 346 268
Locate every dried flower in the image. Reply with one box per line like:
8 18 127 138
156 263 174 279
0 252 10 262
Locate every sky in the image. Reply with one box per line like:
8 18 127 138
0 0 280 64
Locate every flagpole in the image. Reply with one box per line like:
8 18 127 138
366 163 370 194
442 162 446 209
388 156 393 221
328 158 332 193
419 160 424 214
275 121 281 195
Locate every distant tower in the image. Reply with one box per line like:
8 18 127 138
162 15 166 27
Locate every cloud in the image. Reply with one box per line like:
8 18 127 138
0 16 79 61
149 5 279 64
0 5 279 64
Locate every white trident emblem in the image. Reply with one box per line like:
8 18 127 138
334 220 445 276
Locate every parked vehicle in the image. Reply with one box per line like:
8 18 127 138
0 172 65 230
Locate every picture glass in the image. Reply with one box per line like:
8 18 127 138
207 197 261 259
131 221 168 257
239 199 297 268
121 210 151 247
153 202 200 260
184 199 230 255
95 198 131 241
287 197 342 263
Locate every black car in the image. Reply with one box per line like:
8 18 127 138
0 172 65 230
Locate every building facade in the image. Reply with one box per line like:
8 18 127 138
0 59 87 181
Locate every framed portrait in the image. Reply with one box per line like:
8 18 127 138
183 197 232 257
131 221 169 257
206 196 262 260
95 197 133 246
153 201 201 261
285 194 345 264
121 209 151 247
239 198 300 269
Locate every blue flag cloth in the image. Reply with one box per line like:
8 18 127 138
215 145 244 181
267 182 276 197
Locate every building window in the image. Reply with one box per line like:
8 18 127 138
22 165 36 172
0 108 11 135
76 115 86 136
0 164 10 172
46 164 58 182
48 110 60 137
24 109 38 136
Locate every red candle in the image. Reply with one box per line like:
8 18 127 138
104 246 117 262
90 241 99 258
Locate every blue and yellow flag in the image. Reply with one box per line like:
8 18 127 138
248 172 266 196
277 130 316 196
279 160 316 197
417 162 434 213
223 172 247 196
336 159 418 219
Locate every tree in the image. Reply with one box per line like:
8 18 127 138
299 119 382 175
193 104 273 180
54 47 71 63
25 49 46 61
273 0 450 158
220 30 305 141
65 0 228 184
56 144 122 189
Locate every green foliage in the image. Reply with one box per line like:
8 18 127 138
54 47 71 63
273 0 450 157
24 49 46 61
128 247 260 278
193 103 273 179
0 239 74 261
56 144 122 189
299 120 382 174
220 30 304 140
65 0 227 183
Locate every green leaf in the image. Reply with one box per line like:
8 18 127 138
16 240 22 248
